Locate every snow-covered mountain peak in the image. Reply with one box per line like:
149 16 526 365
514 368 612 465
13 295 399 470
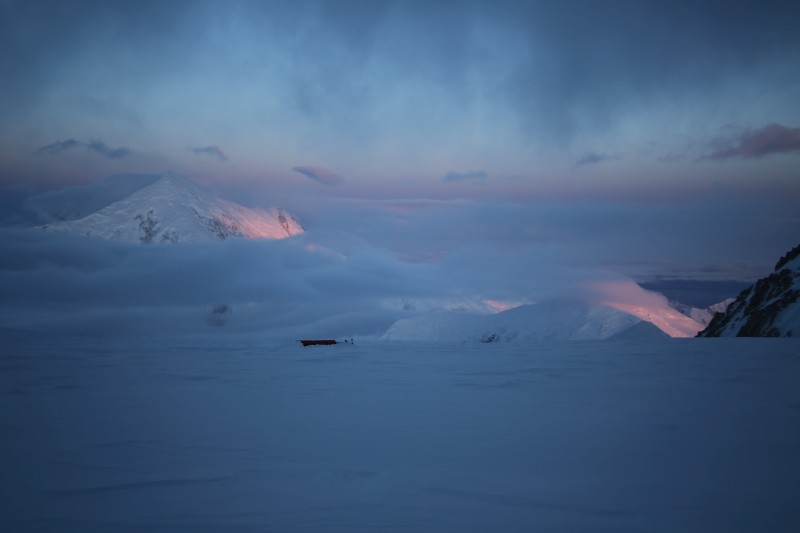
40 172 304 244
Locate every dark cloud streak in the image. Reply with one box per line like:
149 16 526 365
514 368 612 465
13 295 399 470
442 170 487 183
88 140 131 160
192 145 229 161
706 123 800 160
575 153 619 168
33 138 81 156
33 138 132 160
292 166 345 186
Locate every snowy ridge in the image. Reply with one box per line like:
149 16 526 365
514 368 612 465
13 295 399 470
699 243 800 337
40 173 303 243
670 299 734 327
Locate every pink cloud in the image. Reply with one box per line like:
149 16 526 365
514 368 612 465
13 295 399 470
583 280 704 337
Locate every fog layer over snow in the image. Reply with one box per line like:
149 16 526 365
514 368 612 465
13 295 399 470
0 174 757 340
2 331 799 531
0 225 712 339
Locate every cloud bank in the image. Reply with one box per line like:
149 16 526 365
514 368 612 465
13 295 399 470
0 229 437 337
2 180 796 338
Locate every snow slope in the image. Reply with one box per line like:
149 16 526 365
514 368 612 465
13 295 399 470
382 300 643 342
2 330 799 531
699 243 800 337
40 173 303 243
670 298 734 327
382 289 712 342
598 299 705 337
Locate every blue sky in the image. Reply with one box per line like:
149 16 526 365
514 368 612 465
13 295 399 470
1 0 799 281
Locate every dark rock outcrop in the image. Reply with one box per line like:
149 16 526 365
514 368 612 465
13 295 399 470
698 244 800 337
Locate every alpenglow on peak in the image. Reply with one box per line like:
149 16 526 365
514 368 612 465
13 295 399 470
40 172 303 244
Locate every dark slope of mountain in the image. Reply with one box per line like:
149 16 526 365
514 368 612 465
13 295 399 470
40 173 303 243
698 244 800 337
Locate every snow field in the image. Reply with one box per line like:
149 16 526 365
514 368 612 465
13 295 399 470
1 331 799 531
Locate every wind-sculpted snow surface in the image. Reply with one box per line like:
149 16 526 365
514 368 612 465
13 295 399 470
2 330 799 531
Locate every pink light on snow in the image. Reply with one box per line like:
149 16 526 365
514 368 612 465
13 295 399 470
481 299 531 313
584 280 704 338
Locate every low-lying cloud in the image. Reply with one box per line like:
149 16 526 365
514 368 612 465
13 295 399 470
1 180 797 338
0 213 637 338
0 224 698 340
292 166 345 186
0 229 437 337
